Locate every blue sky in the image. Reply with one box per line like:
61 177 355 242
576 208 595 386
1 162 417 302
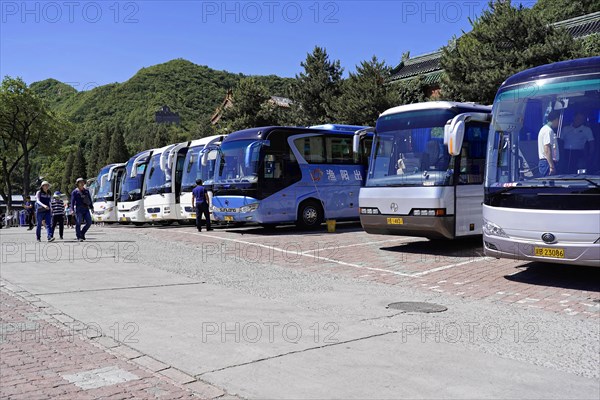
1 1 535 87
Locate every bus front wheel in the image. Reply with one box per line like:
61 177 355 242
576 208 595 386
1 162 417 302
297 200 323 229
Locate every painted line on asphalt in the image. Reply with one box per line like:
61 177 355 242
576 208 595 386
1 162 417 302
190 231 417 277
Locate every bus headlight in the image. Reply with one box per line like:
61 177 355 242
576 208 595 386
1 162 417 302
483 219 508 238
411 208 445 216
130 205 140 212
240 203 259 213
360 207 380 215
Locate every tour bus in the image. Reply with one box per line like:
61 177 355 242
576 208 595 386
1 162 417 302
118 149 154 225
92 163 126 223
482 57 600 266
143 142 191 223
211 125 371 228
358 102 492 239
179 135 225 223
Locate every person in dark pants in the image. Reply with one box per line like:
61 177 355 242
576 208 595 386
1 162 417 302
24 196 35 230
35 181 54 242
51 191 65 240
71 178 94 241
192 179 212 232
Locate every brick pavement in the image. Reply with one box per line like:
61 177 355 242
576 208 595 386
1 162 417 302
0 284 237 400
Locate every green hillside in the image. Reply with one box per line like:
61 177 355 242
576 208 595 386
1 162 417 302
29 59 293 152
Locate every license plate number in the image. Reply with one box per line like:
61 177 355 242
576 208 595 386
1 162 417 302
120 217 127 221
151 214 158 218
534 247 565 259
224 216 234 222
386 217 403 225
190 213 196 218
97 217 102 221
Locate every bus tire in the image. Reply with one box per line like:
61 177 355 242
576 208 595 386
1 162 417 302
296 200 323 229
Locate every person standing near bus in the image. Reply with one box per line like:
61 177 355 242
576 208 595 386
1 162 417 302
71 178 94 241
50 191 65 240
24 195 35 230
35 181 54 242
192 179 212 232
538 110 560 177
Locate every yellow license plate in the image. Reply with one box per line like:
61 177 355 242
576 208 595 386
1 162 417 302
151 214 158 218
97 217 102 221
224 216 234 222
534 247 565 259
386 217 403 225
120 217 127 221
190 213 196 218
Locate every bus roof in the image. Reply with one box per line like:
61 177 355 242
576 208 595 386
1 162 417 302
380 101 491 117
223 126 352 142
501 56 600 88
309 124 370 132
188 134 225 148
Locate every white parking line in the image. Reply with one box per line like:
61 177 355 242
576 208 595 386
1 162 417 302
411 257 493 277
300 237 420 254
191 231 417 277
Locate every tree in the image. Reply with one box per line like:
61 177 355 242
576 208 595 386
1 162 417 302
440 0 579 104
0 135 23 212
578 34 600 58
532 0 600 23
217 78 274 133
87 133 102 177
108 127 130 164
290 46 343 125
0 76 65 194
331 56 396 126
70 145 87 183
392 75 429 105
61 152 74 193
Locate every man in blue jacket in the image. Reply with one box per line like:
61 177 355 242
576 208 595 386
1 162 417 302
192 179 212 232
71 178 94 241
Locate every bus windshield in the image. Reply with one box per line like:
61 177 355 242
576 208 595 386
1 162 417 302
120 161 147 202
145 153 172 195
215 139 262 184
94 166 114 201
366 109 456 187
486 75 600 191
181 145 218 192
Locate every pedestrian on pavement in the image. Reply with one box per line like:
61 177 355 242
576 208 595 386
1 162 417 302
35 181 54 242
192 179 212 232
23 196 35 230
71 178 94 242
51 191 65 240
65 202 74 228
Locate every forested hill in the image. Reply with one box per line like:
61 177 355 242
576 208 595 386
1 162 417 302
29 58 293 150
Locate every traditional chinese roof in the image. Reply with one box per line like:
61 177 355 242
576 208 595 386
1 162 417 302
387 11 600 86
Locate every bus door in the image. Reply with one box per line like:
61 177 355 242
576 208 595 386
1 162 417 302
260 134 301 220
453 121 489 236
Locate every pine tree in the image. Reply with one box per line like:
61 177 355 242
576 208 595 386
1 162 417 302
108 127 130 163
61 152 74 193
291 46 343 125
533 0 600 23
95 128 111 171
440 0 578 104
70 145 87 184
87 134 101 177
331 56 396 126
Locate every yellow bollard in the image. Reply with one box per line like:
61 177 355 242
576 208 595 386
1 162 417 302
326 219 336 233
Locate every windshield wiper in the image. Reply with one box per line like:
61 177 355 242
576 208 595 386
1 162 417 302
533 177 600 188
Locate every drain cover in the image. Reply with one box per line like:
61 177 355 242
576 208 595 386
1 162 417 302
387 302 447 313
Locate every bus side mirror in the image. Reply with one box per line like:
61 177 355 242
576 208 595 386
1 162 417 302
201 151 209 167
445 119 465 156
352 134 360 154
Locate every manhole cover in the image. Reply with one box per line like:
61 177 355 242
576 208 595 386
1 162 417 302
387 302 447 313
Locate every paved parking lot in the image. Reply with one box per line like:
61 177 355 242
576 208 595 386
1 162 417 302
135 222 600 319
1 222 599 399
